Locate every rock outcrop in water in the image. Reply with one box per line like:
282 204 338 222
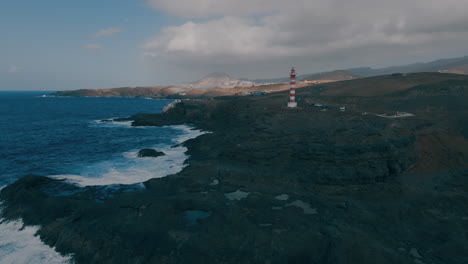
2 73 468 264
137 149 165 158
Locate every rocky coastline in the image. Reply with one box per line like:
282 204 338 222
2 76 468 263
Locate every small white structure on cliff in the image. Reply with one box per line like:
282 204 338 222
163 100 181 112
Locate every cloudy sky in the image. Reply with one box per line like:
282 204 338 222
1 0 468 90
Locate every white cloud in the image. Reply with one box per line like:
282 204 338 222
93 27 123 37
83 44 103 51
146 0 283 18
144 0 468 79
7 66 21 74
144 17 279 60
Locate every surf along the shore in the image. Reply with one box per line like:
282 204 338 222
0 94 209 263
2 76 468 264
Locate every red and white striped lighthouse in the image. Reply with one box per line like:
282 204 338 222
287 67 297 108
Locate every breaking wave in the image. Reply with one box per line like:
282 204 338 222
0 200 72 264
51 125 206 186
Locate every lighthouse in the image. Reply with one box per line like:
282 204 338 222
287 67 297 108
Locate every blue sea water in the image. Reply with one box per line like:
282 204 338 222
0 91 202 187
0 91 206 263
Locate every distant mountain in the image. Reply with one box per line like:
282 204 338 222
347 56 468 77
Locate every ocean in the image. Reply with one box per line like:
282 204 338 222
0 91 203 263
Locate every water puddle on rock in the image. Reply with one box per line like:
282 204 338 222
285 200 317 215
275 194 289 201
224 190 250 201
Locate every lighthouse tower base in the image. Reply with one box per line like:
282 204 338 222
287 102 297 108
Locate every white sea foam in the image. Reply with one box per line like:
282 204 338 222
91 118 134 128
373 112 415 118
100 120 134 127
0 125 207 263
0 202 72 264
169 125 208 144
51 125 207 186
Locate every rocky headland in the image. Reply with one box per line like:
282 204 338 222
2 72 468 263
49 82 308 100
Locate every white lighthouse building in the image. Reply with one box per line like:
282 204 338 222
287 67 297 108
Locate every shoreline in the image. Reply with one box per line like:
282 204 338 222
1 83 468 263
50 124 207 187
0 201 73 264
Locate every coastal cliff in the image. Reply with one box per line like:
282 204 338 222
2 74 468 263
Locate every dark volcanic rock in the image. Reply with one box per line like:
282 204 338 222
137 149 165 158
2 76 468 264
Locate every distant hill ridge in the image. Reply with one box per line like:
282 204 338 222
318 72 468 97
255 55 468 83
51 55 468 98
184 72 254 89
300 70 360 81
347 55 468 77
253 70 360 83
